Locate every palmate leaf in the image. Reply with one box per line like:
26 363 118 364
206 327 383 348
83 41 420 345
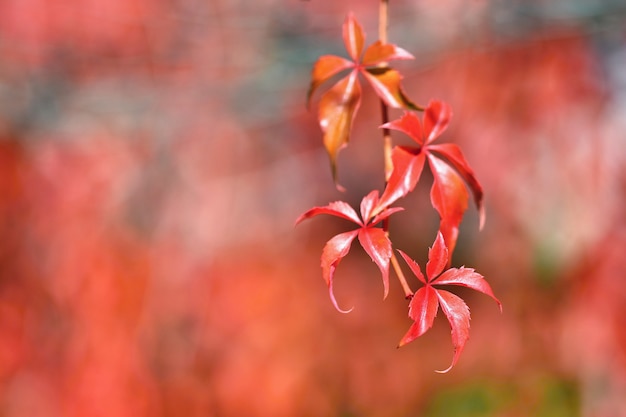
295 190 403 311
308 13 421 188
397 232 501 372
376 101 484 257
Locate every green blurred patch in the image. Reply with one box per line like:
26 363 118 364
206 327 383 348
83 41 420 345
532 241 562 288
421 375 579 417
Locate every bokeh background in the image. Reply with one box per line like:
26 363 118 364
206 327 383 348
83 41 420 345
1 0 625 416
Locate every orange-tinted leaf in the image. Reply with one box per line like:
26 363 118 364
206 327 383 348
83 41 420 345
435 289 470 373
321 230 359 313
398 285 438 347
376 147 426 211
358 227 392 299
362 41 414 67
429 143 485 229
428 155 468 257
426 231 448 280
423 100 452 144
319 71 362 187
434 267 502 312
343 13 365 62
307 55 355 108
362 67 421 110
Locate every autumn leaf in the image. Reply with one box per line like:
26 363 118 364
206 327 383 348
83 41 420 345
397 232 501 373
308 13 421 188
295 190 403 312
376 100 484 257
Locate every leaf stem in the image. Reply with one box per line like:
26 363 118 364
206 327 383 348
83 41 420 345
379 0 388 44
379 0 410 296
381 102 393 182
391 250 413 298
379 0 393 182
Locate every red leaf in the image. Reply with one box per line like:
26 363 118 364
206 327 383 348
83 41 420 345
434 267 502 312
376 146 426 210
295 200 362 226
296 192 404 311
429 143 485 229
380 102 483 257
397 249 426 284
362 41 414 66
343 13 365 62
434 289 470 373
397 234 501 371
359 190 380 223
358 227 392 299
426 231 448 280
319 72 362 187
381 111 424 145
428 155 468 256
370 206 404 225
361 188 406 224
398 285 438 347
307 55 355 107
321 230 359 313
423 100 452 144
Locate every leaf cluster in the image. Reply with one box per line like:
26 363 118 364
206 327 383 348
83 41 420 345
297 13 500 372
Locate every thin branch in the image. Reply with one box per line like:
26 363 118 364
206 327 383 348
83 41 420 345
379 0 411 298
379 0 389 44
390 251 413 298
379 0 393 182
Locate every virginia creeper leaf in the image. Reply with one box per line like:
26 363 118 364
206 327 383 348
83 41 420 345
435 289 470 373
295 200 362 226
426 231 448 279
429 143 485 229
321 230 359 313
307 55 355 108
307 14 422 187
358 227 392 299
360 189 379 222
296 191 403 311
343 13 364 61
428 156 468 257
434 268 502 312
423 100 452 143
319 72 362 188
376 146 426 211
362 41 414 66
377 101 484 256
397 249 426 284
397 232 501 372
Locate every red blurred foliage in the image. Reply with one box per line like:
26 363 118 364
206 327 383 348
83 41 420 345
0 1 625 416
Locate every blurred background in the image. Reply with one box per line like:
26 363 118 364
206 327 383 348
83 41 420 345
0 0 625 416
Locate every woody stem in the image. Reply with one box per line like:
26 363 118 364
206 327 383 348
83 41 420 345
379 0 393 182
391 250 413 299
379 0 412 297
